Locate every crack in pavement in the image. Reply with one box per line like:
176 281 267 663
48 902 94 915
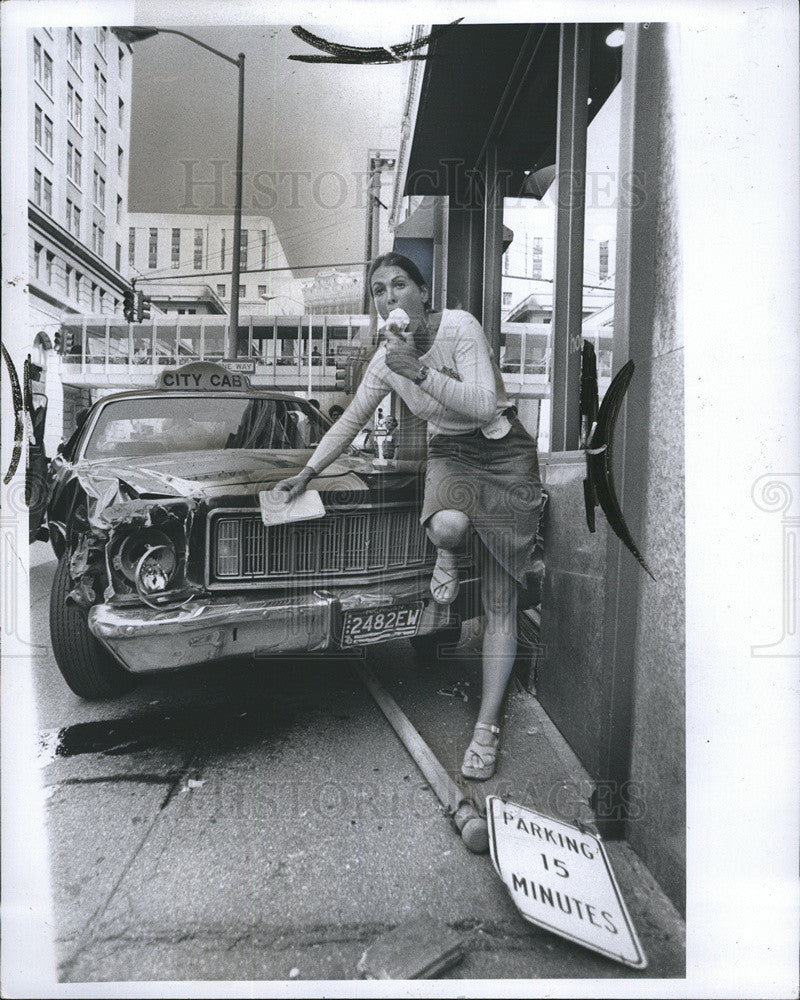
57 748 201 980
54 773 185 787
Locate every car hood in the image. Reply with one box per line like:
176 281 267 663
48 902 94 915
74 449 422 504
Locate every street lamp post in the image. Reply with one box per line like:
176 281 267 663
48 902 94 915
112 26 245 358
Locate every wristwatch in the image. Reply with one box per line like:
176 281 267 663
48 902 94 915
412 365 429 386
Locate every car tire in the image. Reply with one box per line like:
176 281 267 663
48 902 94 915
49 556 135 700
410 623 463 663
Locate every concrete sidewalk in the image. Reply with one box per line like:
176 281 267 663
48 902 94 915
373 634 686 980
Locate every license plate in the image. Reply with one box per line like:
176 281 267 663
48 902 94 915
340 602 424 646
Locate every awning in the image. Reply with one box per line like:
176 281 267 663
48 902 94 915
404 22 622 199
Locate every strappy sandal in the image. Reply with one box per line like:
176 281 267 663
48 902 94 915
431 549 459 605
461 723 500 781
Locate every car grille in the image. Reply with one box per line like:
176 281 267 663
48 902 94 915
209 506 435 583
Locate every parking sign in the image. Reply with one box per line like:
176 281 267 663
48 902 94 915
487 796 647 968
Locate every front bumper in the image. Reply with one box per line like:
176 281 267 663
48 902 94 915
87 572 479 674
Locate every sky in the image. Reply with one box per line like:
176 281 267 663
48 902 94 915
127 23 414 274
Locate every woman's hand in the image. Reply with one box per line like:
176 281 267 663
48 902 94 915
384 327 424 380
271 466 315 501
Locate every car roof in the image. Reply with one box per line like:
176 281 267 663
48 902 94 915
91 387 313 405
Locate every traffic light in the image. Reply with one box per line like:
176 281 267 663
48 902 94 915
123 287 136 322
334 357 350 391
134 290 152 323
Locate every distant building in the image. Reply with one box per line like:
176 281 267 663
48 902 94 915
127 212 303 315
27 25 134 452
141 283 227 316
301 268 363 314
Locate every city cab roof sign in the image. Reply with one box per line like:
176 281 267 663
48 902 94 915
155 362 253 392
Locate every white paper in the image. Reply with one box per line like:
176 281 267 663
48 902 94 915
259 488 326 526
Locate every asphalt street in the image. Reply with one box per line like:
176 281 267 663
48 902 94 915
28 542 684 984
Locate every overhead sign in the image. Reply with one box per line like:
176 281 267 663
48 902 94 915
155 362 253 391
486 796 647 969
220 359 256 374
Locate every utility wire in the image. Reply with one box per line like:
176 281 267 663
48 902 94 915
134 261 371 282
504 273 615 292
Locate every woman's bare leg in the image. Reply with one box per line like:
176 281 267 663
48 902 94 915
477 542 518 727
425 509 470 602
425 508 470 551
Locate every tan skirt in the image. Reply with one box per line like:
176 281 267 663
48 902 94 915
420 416 544 586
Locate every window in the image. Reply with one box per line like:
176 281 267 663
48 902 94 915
220 230 226 268
117 145 123 175
67 28 83 72
34 243 42 280
171 228 181 269
258 284 267 297
75 272 82 303
91 282 97 310
67 143 82 186
128 226 136 266
65 265 72 297
96 27 107 58
43 52 53 94
239 284 246 299
599 240 610 282
66 198 81 237
502 291 513 306
95 66 106 107
43 178 52 215
34 105 42 146
42 115 53 157
531 237 543 279
98 225 105 256
116 242 122 272
93 170 105 209
46 252 54 285
35 41 53 94
34 169 42 205
261 229 268 268
118 46 124 75
99 289 105 313
240 230 248 271
217 283 226 297
94 119 106 158
118 97 124 129
148 227 157 269
74 92 83 131
116 195 122 225
193 228 203 269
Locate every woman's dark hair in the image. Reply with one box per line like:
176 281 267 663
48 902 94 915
367 253 429 306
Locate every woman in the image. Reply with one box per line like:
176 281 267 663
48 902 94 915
274 252 543 781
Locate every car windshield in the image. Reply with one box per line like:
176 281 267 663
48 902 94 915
83 395 330 459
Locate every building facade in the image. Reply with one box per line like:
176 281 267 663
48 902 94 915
392 21 685 916
28 25 134 453
301 268 363 314
127 212 304 316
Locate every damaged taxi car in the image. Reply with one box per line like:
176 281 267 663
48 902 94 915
46 362 480 699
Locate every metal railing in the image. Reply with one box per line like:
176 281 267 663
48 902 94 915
57 314 613 394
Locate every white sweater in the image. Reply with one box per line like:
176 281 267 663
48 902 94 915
306 309 511 475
